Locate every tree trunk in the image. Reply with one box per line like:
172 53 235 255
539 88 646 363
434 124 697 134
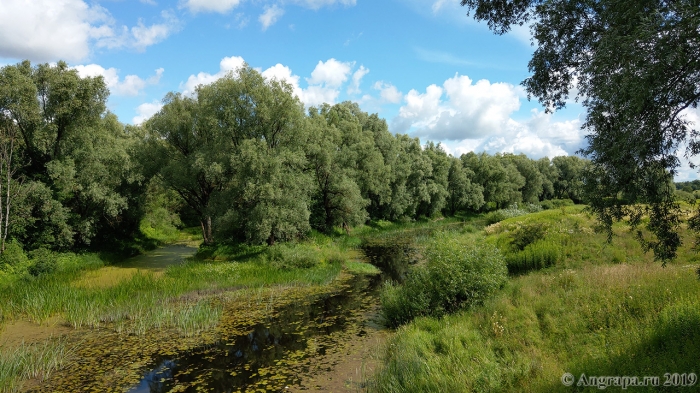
200 215 213 245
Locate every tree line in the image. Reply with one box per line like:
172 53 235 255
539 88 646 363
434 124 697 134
0 61 589 252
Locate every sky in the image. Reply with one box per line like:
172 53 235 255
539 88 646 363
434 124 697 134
0 0 697 179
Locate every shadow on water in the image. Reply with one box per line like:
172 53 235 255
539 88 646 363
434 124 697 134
129 235 418 393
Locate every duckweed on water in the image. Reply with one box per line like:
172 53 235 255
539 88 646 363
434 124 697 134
27 272 380 393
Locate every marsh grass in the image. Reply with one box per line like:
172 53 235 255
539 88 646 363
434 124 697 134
0 337 72 393
370 206 700 393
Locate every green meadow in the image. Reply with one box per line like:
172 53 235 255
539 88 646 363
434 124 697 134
370 205 700 392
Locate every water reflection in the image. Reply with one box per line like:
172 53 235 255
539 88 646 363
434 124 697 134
130 235 416 392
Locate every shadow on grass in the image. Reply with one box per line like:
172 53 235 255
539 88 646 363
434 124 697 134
549 304 700 392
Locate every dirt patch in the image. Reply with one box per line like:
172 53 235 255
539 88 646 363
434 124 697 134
287 303 390 393
0 317 72 350
74 243 198 288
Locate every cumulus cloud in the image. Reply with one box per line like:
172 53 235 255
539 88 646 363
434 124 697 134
133 101 164 125
180 56 246 95
373 81 403 104
131 11 180 51
73 64 164 96
391 73 586 158
307 58 353 87
347 66 369 95
182 0 242 14
183 56 364 108
0 0 104 61
0 1 179 62
393 74 520 140
259 5 285 30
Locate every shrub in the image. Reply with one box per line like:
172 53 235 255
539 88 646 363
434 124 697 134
539 200 554 210
381 236 507 328
509 222 548 251
27 248 58 276
484 203 543 225
264 243 319 270
551 198 574 207
0 240 29 274
505 240 561 274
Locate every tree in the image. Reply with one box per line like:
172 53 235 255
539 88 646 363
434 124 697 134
552 155 587 203
142 92 225 245
503 153 543 203
0 117 23 253
0 61 140 250
536 157 558 201
446 156 484 215
462 152 524 209
460 0 700 261
306 106 368 233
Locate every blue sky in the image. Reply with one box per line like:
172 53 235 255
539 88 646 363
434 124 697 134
1 0 697 179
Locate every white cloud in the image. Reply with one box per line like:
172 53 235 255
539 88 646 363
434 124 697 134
180 56 246 95
131 11 180 51
182 0 242 14
0 0 102 62
262 63 302 97
347 66 369 94
184 56 363 107
391 73 585 158
393 74 520 140
259 5 285 30
73 64 163 96
0 1 179 62
133 101 164 125
308 58 353 87
373 81 403 104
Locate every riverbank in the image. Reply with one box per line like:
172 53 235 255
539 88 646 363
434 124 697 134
0 224 391 392
369 206 700 392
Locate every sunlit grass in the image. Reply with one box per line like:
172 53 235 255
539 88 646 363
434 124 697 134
369 206 700 393
0 338 72 393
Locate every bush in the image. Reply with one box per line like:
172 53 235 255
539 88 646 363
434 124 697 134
551 198 574 207
506 240 561 274
0 240 29 274
509 222 548 251
27 248 58 276
484 203 543 225
381 236 507 328
539 200 554 210
264 243 319 270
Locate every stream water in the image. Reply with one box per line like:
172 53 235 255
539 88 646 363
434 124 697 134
128 236 417 393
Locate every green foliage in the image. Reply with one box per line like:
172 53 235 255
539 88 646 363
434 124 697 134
264 243 319 270
509 222 548 251
461 0 700 262
371 245 700 393
0 61 144 251
0 241 29 274
381 235 507 328
505 240 561 274
27 248 58 277
484 202 542 225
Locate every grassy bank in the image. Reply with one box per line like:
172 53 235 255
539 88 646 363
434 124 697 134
0 225 382 392
370 206 700 392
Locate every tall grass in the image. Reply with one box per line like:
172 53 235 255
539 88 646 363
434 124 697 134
0 338 71 393
370 206 700 393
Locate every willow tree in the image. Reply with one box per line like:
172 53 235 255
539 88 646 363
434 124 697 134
461 0 700 261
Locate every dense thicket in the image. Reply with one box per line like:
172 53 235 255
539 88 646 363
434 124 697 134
0 61 143 254
0 61 590 251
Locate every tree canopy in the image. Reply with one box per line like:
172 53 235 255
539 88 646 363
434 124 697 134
461 0 700 261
